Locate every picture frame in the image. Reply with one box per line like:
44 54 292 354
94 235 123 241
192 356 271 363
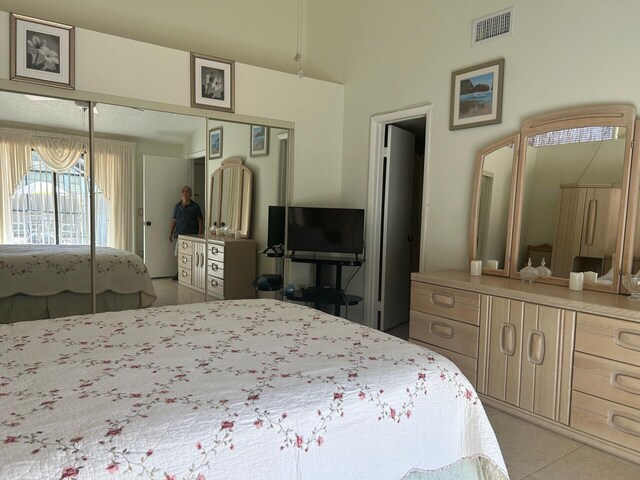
250 125 269 157
191 52 234 112
450 58 504 130
10 13 75 90
209 127 223 159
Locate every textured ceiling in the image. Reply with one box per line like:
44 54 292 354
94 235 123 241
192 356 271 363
0 92 205 144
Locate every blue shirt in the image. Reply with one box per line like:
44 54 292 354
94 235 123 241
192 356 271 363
173 201 202 237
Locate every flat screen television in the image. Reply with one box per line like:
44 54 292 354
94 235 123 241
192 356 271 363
287 206 364 255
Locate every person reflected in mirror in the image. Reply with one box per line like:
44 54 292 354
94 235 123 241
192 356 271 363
169 185 203 280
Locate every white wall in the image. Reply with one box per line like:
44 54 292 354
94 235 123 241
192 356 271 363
308 0 640 274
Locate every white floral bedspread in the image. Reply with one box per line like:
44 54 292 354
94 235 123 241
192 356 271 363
0 299 508 480
0 244 155 305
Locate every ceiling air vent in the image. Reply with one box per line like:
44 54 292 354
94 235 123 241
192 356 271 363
472 7 513 46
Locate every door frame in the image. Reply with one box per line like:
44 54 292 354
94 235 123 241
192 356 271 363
364 104 433 330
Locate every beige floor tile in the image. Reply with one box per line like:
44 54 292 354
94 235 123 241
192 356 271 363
488 410 581 476
529 445 640 480
152 278 206 306
505 462 530 480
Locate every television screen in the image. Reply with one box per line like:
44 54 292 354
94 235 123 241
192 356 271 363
267 205 285 248
287 207 364 254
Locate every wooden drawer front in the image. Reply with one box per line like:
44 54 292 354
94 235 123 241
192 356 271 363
576 313 640 365
571 391 640 452
411 282 480 325
410 338 477 388
208 242 225 262
573 352 640 409
208 275 224 298
179 253 192 268
178 266 191 284
410 310 479 358
208 259 224 279
179 239 193 255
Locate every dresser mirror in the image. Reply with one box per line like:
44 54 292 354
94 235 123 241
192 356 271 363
209 157 253 237
469 134 520 276
471 104 637 293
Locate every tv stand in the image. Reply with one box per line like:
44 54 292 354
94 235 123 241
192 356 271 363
286 254 364 316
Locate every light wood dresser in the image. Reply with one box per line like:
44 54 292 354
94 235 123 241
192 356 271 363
410 270 640 464
177 235 256 300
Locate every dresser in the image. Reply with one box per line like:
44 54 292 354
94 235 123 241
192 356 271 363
410 270 640 464
177 235 257 300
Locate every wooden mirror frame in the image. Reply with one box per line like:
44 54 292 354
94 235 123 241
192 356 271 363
510 104 636 293
620 119 640 291
209 157 253 238
469 133 520 276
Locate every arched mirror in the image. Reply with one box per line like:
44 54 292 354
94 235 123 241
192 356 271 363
511 104 635 292
209 157 252 237
470 134 520 276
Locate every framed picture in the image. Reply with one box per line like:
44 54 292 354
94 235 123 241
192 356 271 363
191 53 234 112
10 13 75 90
209 127 223 159
250 125 269 157
450 58 504 130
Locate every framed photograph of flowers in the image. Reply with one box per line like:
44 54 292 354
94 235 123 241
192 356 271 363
209 127 223 159
450 58 504 130
10 13 75 90
250 125 269 157
191 53 234 113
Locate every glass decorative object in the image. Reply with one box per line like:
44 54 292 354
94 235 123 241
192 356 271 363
622 273 640 301
519 258 538 284
535 258 552 277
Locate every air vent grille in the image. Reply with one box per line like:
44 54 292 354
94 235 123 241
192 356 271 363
472 7 513 46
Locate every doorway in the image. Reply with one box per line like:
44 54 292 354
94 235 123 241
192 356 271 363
364 105 432 331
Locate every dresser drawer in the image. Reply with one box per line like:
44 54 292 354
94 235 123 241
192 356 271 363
208 242 225 262
410 338 477 388
575 313 640 365
208 275 224 298
573 352 640 409
571 391 640 452
208 259 224 279
179 253 192 268
178 239 193 255
178 266 191 285
410 310 479 358
411 282 480 325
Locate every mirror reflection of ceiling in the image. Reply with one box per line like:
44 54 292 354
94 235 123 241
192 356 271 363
0 92 204 144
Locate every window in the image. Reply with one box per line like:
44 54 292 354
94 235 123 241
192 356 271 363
11 150 109 245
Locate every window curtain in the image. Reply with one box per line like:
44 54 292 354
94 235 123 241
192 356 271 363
93 139 134 251
32 134 86 172
0 129 33 243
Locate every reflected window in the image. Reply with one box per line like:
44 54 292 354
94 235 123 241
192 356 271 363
11 151 109 245
527 126 616 147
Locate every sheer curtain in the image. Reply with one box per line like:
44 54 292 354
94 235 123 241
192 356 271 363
32 134 85 172
0 129 33 243
93 139 134 251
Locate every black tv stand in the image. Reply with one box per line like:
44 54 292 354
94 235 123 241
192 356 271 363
286 254 364 316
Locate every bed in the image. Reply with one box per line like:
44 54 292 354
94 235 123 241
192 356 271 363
0 299 508 479
0 244 156 323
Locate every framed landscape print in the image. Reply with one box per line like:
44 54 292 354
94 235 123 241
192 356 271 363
209 127 223 159
450 58 504 130
250 125 269 157
10 13 75 89
191 53 234 112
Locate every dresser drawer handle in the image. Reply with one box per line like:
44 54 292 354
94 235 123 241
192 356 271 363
527 330 546 365
211 279 219 288
181 242 188 249
431 292 455 308
181 256 189 264
607 411 640 438
500 324 516 357
610 371 640 396
181 270 187 277
210 263 219 271
613 329 640 352
210 246 219 255
429 321 454 339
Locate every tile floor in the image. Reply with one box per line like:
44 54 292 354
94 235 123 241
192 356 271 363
151 294 640 479
386 321 640 479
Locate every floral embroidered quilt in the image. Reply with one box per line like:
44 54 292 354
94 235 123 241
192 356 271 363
0 299 507 479
0 244 155 305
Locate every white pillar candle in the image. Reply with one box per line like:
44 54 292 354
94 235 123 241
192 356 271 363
584 271 598 283
569 272 584 291
470 260 482 276
486 259 499 270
